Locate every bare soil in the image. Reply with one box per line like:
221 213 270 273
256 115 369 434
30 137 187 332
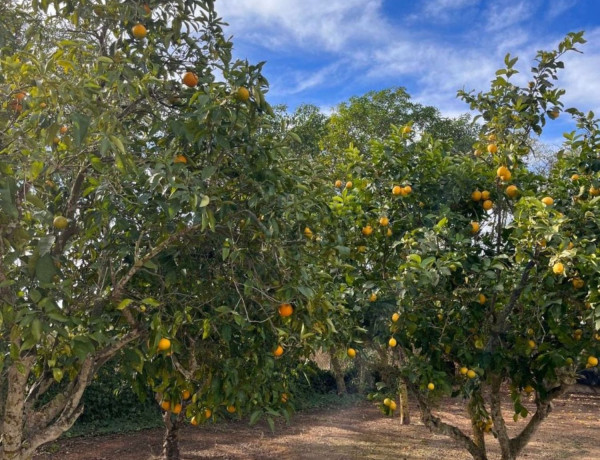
35 388 600 460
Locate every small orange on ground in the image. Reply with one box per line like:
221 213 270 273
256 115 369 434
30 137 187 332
236 87 250 102
388 337 397 347
541 196 554 206
182 72 199 88
392 185 402 195
471 190 482 201
132 23 147 39
483 200 493 211
427 382 435 391
471 222 480 234
392 312 400 322
273 345 284 357
335 179 342 188
552 262 564 275
379 216 389 226
347 348 356 358
481 190 490 200
278 303 293 317
506 185 518 198
182 390 191 400
158 338 171 351
172 403 182 414
345 181 353 189
362 225 373 236
160 400 171 411
226 405 236 414
174 155 187 164
572 278 584 289
487 144 498 154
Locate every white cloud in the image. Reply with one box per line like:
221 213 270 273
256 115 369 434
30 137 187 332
485 1 536 32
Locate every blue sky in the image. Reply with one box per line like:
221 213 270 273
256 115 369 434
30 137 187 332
217 0 600 144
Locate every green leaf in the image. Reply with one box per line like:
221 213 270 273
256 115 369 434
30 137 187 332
249 409 262 425
71 112 91 146
199 195 210 207
31 318 42 341
35 254 57 283
117 299 134 310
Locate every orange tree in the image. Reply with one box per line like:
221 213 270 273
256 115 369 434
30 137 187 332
337 33 598 460
0 2 333 459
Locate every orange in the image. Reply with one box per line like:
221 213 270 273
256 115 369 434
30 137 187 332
40 102 47 108
383 398 391 406
588 356 598 367
403 185 412 195
552 262 564 275
487 144 498 154
572 278 584 289
506 185 518 198
362 225 373 236
345 181 353 189
160 400 171 411
182 72 199 88
143 4 152 15
571 174 579 181
53 216 68 230
541 196 553 206
369 293 377 302
190 416 199 426
273 345 284 357
158 338 171 351
467 369 477 379
335 180 342 188
386 228 392 237
524 385 534 394
527 340 536 349
474 149 482 156
204 408 212 418
459 367 468 375
497 166 511 181
388 337 397 347
60 125 68 134
482 200 493 211
379 216 389 226
174 155 187 164
226 405 236 414
132 23 147 39
481 190 490 200
182 390 191 400
278 303 293 317
15 92 26 101
347 348 356 358
402 125 411 134
471 222 480 234
303 227 313 238
281 393 288 403
590 186 600 196
391 312 400 322
427 382 435 391
236 87 250 102
172 403 182 414
487 133 497 142
471 190 482 201
389 400 397 410
392 185 402 195
478 293 486 304
548 109 559 119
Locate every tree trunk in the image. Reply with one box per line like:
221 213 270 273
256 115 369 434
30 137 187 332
467 396 485 451
398 380 410 425
162 413 181 460
330 354 347 395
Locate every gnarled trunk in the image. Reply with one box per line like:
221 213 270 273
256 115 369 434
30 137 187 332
330 354 347 395
398 380 410 425
162 413 181 460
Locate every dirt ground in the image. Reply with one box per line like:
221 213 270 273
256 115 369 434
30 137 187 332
35 387 600 460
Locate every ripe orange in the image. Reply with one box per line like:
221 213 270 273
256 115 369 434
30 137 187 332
590 186 600 196
402 125 411 134
335 179 342 188
369 293 377 302
345 181 353 189
403 185 412 195
497 166 511 181
427 382 435 391
303 227 313 238
389 400 397 410
467 369 477 379
459 367 468 375
132 23 147 39
552 262 564 275
524 385 534 394
15 92 26 101
481 190 490 200
588 356 598 367
383 398 391 406
347 348 356 358
204 408 212 418
236 87 250 102
471 190 482 201
379 216 389 226
182 72 199 88
273 345 284 357
478 293 486 304
362 225 373 236
160 400 171 411
541 196 553 206
190 416 199 426
506 185 518 198
392 312 400 322
60 125 68 134
572 278 584 289
278 303 293 317
226 405 236 414
174 155 187 164
487 144 498 154
182 390 191 400
471 222 480 234
548 109 559 119
158 338 171 351
487 133 497 142
527 340 536 349
172 403 182 414
388 337 397 347
571 174 580 181
386 228 392 237
392 185 402 195
474 149 482 156
281 393 288 403
482 200 493 211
